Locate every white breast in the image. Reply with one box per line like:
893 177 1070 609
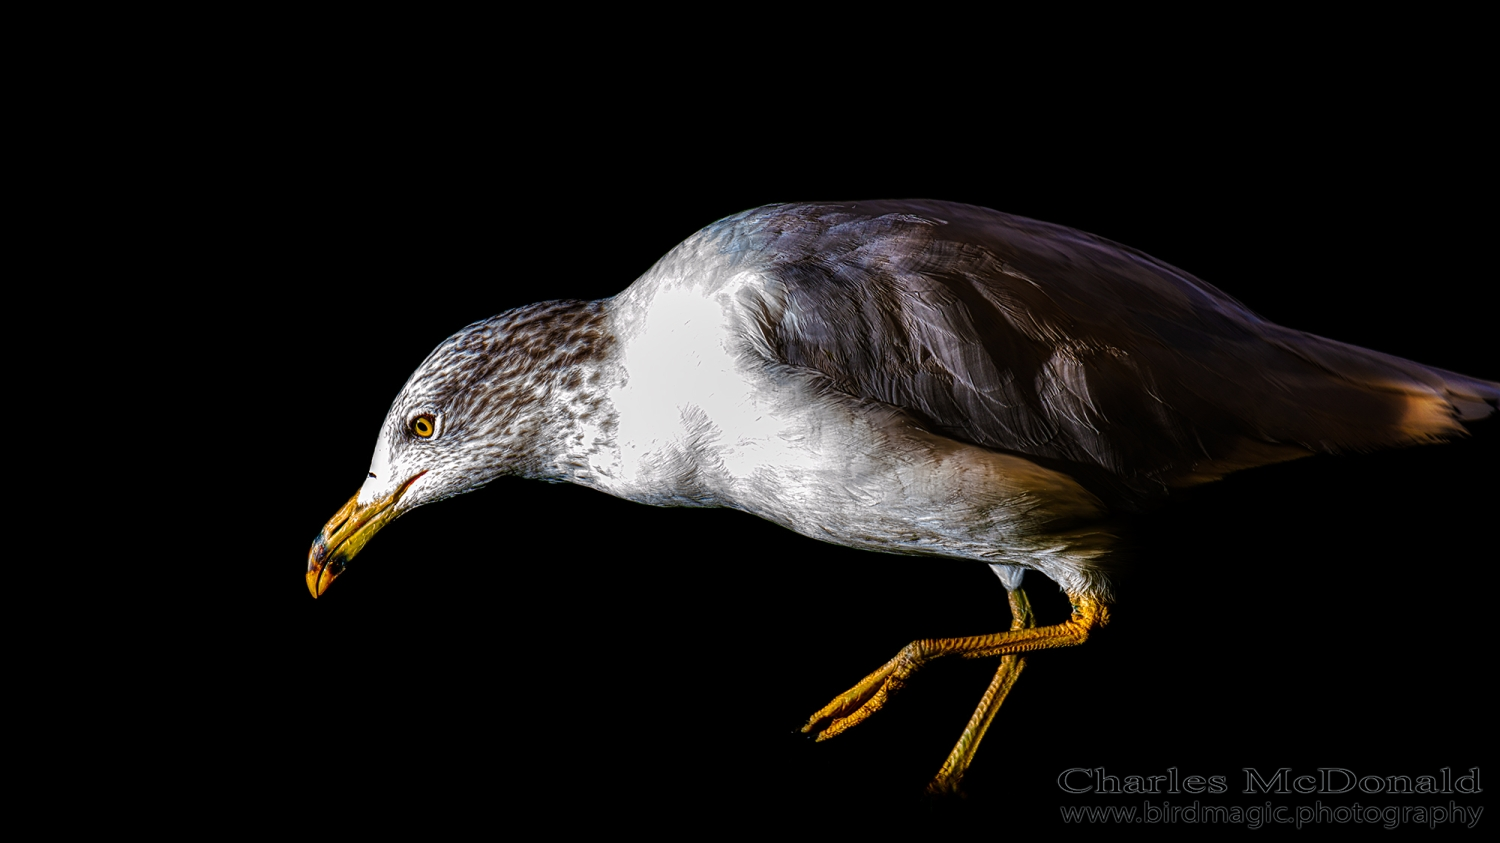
601 265 798 503
590 252 1107 592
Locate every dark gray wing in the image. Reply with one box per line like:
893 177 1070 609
712 200 1498 503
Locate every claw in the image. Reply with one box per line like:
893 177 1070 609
801 649 916 739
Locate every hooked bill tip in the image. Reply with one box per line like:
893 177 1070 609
306 534 338 598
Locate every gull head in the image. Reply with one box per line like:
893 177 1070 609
305 300 607 597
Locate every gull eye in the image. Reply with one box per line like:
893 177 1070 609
411 414 436 438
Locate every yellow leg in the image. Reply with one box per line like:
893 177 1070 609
927 587 1034 794
802 591 1109 782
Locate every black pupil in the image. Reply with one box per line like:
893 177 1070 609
415 418 431 435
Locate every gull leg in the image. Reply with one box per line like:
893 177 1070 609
926 586 1034 794
802 592 1108 742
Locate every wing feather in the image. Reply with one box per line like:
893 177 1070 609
710 200 1497 503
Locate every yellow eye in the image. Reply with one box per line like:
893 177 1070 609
411 415 435 438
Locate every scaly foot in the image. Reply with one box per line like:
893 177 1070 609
801 592 1104 750
801 646 927 740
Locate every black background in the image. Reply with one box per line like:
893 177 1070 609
101 39 1493 833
